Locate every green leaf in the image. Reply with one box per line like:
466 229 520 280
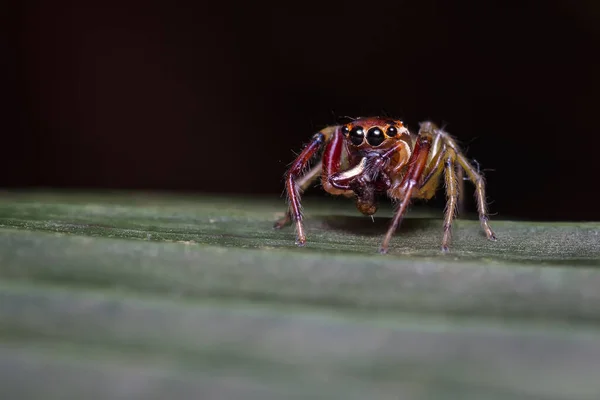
0 191 599 400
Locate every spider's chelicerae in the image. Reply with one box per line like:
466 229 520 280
274 116 497 253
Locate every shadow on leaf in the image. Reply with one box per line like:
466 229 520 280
319 215 439 236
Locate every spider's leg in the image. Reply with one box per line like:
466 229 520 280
274 161 322 229
280 133 327 246
277 126 339 246
298 161 323 190
380 129 433 254
321 126 353 196
407 135 460 252
456 153 496 241
442 149 459 252
456 163 465 216
415 143 445 199
438 130 496 241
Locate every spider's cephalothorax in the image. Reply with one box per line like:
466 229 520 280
274 116 497 253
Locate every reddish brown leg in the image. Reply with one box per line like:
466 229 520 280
379 131 433 254
273 162 322 229
321 128 349 195
279 132 327 246
275 126 344 247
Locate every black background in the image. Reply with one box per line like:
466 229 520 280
3 1 600 220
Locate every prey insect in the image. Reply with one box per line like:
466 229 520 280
274 116 497 253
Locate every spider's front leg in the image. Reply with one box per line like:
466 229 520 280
276 126 343 246
273 161 322 229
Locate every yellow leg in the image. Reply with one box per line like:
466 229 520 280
456 163 465 216
415 147 445 200
442 151 459 252
456 153 497 241
431 128 496 242
411 125 496 250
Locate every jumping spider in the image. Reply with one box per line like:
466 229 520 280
274 116 497 253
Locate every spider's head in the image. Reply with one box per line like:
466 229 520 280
340 116 410 149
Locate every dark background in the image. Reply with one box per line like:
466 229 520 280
3 1 599 220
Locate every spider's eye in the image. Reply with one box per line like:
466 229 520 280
366 127 385 146
341 125 350 136
349 126 364 145
387 126 398 137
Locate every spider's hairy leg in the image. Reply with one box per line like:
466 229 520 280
410 137 460 252
440 131 496 240
279 133 325 246
380 128 433 254
442 149 459 252
456 152 497 241
276 126 337 246
273 161 322 229
439 131 496 241
456 163 466 215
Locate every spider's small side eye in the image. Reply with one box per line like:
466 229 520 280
366 127 385 146
349 126 364 145
341 125 350 136
387 126 398 137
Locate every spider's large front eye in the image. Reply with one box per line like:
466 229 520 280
387 126 398 137
366 127 385 146
349 126 364 145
